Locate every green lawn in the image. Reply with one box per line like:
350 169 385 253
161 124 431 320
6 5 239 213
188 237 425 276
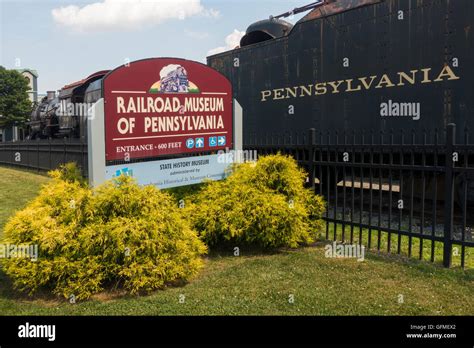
0 166 49 236
0 166 473 315
1 246 473 315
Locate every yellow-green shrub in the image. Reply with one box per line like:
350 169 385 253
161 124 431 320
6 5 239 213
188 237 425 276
230 154 308 198
84 176 207 294
188 154 325 248
1 164 207 300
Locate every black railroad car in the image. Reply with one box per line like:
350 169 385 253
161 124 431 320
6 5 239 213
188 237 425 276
207 0 474 145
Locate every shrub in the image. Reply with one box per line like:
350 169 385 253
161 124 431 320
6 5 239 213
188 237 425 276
1 165 207 300
188 154 325 248
84 176 207 294
230 154 308 199
49 162 86 185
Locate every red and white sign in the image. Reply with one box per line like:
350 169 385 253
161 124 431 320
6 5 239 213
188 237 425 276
103 58 233 161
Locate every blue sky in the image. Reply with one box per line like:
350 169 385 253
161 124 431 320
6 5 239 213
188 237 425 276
0 0 307 93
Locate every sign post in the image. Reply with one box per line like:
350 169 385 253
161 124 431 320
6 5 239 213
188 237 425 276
87 99 106 187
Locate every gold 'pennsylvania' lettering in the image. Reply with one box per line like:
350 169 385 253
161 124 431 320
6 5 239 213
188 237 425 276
260 65 460 102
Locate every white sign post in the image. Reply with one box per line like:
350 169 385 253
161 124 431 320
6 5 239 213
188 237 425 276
87 98 106 187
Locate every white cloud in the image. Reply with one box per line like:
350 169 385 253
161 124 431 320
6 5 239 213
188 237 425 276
207 29 245 56
52 0 219 32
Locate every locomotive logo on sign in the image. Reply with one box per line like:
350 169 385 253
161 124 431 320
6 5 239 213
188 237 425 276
149 64 200 94
103 58 233 162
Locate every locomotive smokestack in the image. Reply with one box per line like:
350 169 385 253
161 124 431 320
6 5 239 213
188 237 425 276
47 91 55 101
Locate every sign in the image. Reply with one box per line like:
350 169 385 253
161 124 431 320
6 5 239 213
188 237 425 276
87 57 242 189
103 58 233 161
104 154 233 189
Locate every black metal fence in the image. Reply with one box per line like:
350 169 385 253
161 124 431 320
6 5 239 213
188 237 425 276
0 139 88 177
246 123 474 269
0 125 472 268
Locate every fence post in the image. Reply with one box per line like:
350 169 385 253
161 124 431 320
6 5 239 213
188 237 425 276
63 137 67 165
82 141 86 177
37 138 40 172
49 139 52 170
308 128 316 190
443 123 456 268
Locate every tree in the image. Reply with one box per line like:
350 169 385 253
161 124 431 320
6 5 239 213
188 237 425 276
0 66 32 127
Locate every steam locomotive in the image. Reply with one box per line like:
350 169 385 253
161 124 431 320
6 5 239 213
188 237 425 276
27 70 108 139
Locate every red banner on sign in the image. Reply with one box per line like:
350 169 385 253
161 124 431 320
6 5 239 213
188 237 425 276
103 58 233 161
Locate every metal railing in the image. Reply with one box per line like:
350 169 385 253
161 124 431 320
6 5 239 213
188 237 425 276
0 138 88 177
0 125 472 268
246 123 474 268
